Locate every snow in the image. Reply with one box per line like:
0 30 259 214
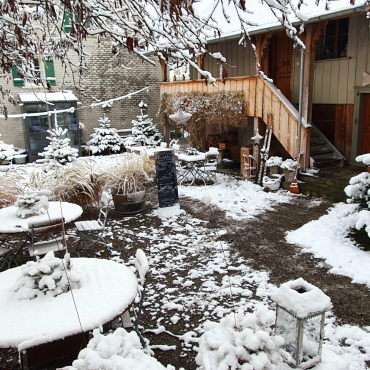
18 91 78 103
271 278 333 318
286 202 370 287
0 258 138 349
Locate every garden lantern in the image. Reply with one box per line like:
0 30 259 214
271 278 332 369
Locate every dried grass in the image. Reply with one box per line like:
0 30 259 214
0 171 26 208
160 91 247 151
29 161 102 207
99 154 155 195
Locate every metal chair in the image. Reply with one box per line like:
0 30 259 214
0 234 11 271
28 217 66 258
74 191 111 256
133 248 149 346
203 152 219 183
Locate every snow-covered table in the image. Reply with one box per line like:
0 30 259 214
177 153 208 185
0 201 83 234
0 258 138 366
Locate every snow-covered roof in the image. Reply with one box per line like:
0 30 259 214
195 0 367 42
18 91 78 103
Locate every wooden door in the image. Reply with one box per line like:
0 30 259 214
361 94 370 154
274 35 293 101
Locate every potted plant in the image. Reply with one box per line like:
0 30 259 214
100 153 155 214
280 158 298 182
266 156 283 175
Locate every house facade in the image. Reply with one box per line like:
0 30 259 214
160 1 369 169
1 37 162 162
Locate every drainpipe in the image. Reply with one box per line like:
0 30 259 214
297 46 305 160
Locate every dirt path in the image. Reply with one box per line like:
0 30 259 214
1 191 369 370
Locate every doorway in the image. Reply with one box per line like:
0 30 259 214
270 34 294 101
361 93 370 154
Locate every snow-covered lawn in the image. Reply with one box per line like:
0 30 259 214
1 157 370 369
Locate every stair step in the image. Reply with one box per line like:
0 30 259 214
310 149 334 156
310 141 327 147
314 158 343 168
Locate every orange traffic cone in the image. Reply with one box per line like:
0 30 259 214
288 154 302 194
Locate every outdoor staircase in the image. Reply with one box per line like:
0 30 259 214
310 124 345 168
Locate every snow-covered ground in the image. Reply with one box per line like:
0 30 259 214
2 156 370 369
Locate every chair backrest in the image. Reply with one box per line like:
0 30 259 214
205 152 219 165
135 248 149 286
28 217 65 236
98 191 110 227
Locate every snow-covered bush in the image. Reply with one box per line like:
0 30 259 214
65 327 175 370
0 138 16 162
38 121 79 172
280 159 297 171
88 114 123 155
195 305 285 370
345 154 370 237
124 100 164 148
186 147 200 155
14 252 80 300
345 172 370 210
266 156 283 167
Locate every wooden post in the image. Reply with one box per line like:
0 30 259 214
253 117 261 174
255 34 262 74
159 59 167 82
301 127 312 169
197 54 206 80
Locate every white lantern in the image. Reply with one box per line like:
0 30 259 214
271 278 332 369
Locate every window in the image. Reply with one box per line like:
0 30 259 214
23 102 79 162
11 58 56 87
316 18 349 60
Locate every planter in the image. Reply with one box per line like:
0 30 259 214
284 169 295 182
112 192 146 215
268 165 280 175
14 154 27 164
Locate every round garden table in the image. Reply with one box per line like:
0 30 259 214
0 258 138 367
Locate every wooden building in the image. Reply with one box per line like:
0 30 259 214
160 1 370 169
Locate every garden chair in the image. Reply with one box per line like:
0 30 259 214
74 191 111 256
0 234 11 271
203 151 219 183
27 217 66 258
124 248 149 346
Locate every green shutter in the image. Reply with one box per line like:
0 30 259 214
44 60 56 86
12 65 24 87
64 10 72 33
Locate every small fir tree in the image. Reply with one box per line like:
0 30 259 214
14 192 42 218
38 116 79 172
88 114 122 155
14 251 80 300
124 100 164 147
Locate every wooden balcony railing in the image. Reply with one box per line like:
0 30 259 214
160 76 303 160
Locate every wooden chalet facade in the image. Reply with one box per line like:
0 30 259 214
160 4 370 170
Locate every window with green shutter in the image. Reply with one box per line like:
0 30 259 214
12 65 24 87
44 59 56 86
64 10 72 33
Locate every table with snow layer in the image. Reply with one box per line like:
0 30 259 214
0 258 138 352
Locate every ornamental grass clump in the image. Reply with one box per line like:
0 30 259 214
100 153 155 196
0 171 25 208
266 156 283 168
280 159 298 171
29 160 103 207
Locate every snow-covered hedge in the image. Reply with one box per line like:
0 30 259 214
65 328 175 370
195 306 284 370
